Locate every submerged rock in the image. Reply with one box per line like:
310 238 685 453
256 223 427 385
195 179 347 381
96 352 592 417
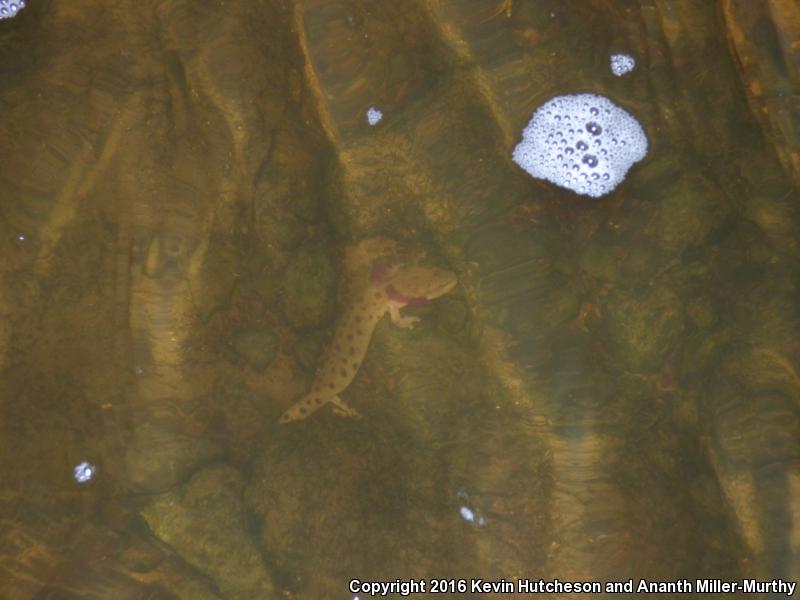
281 242 337 329
126 422 224 493
601 286 684 373
141 465 274 600
685 296 718 330
245 423 424 596
231 326 278 370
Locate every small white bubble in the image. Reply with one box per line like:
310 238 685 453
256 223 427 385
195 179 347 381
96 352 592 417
459 505 486 526
366 106 383 126
73 461 95 484
610 53 636 76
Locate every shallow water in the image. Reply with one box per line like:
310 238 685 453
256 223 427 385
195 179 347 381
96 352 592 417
0 1 798 598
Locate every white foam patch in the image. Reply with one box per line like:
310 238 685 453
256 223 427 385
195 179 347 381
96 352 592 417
610 53 636 76
512 93 648 198
0 0 25 20
366 106 383 126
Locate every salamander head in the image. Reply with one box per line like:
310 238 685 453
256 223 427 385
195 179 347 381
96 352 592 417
385 265 457 304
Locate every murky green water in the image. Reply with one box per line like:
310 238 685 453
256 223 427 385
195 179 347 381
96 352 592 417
1 1 798 598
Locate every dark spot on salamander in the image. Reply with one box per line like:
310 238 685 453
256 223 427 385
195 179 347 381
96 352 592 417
350 347 356 355
299 406 307 415
347 334 353 340
356 316 362 323
374 292 382 299
329 383 335 389
340 368 347 377
352 362 358 370
314 397 323 404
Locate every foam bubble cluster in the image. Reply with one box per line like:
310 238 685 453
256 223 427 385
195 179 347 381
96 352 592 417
366 106 383 126
512 93 647 198
73 461 95 484
0 0 25 20
610 53 636 76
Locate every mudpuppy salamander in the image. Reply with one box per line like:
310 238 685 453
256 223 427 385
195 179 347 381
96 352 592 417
279 260 457 423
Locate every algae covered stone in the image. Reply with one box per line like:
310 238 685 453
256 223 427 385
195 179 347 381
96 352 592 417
232 326 278 370
685 295 717 329
601 286 684 373
539 285 581 329
140 465 274 600
126 422 224 493
281 242 337 329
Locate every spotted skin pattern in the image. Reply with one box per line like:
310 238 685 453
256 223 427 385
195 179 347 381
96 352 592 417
279 262 457 423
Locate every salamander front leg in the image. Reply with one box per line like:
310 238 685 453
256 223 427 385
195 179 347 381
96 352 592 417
389 302 419 329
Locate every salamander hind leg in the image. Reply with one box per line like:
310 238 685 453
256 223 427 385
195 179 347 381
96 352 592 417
329 396 361 419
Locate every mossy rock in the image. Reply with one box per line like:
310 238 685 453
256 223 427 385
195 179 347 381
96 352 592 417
256 209 307 250
428 294 470 336
682 328 730 376
621 244 659 279
232 326 278 370
601 285 685 373
579 241 625 281
126 422 224 493
657 174 724 257
466 224 558 274
685 295 717 329
244 421 421 594
140 465 274 600
291 330 325 372
281 242 337 329
539 286 581 329
191 238 238 321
